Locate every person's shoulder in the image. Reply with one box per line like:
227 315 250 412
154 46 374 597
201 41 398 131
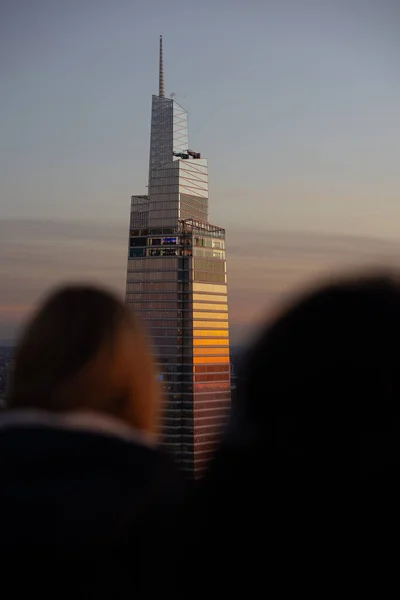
0 424 175 484
0 425 187 550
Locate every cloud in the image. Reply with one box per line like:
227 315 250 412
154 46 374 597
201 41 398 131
0 218 127 341
1 218 400 345
226 227 400 340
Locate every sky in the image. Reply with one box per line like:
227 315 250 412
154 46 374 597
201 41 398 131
1 0 400 344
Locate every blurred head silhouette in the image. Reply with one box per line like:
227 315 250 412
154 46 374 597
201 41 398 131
239 271 400 479
7 285 160 439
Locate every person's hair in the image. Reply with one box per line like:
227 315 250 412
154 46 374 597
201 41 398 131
7 285 137 412
237 271 400 475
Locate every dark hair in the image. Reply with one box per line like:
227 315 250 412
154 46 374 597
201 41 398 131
238 272 400 475
8 285 135 411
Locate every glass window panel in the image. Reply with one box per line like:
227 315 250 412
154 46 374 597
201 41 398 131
129 248 146 258
152 338 178 346
193 321 229 329
193 258 225 273
193 329 229 338
191 394 230 403
136 310 181 318
131 302 181 310
193 283 227 294
130 237 147 247
194 373 230 382
194 365 230 373
193 272 227 284
193 338 229 346
193 312 229 320
193 347 230 356
193 303 228 312
193 382 231 393
126 286 179 298
193 294 227 303
193 356 230 364
148 248 178 257
193 248 225 259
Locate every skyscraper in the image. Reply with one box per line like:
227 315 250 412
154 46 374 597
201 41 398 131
125 37 231 479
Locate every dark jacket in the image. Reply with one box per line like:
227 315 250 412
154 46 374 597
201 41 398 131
0 424 185 596
185 427 397 596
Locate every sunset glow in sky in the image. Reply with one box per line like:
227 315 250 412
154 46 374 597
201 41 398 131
1 0 400 344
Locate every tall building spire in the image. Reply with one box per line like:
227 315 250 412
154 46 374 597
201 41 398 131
159 35 165 97
127 37 231 480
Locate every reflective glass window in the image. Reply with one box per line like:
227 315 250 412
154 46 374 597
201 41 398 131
193 347 230 356
193 312 229 320
193 303 228 312
192 294 227 303
193 338 229 346
193 321 229 329
193 283 227 294
193 329 229 338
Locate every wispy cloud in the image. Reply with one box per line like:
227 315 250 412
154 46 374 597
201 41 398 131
1 218 400 345
0 218 127 340
227 228 400 341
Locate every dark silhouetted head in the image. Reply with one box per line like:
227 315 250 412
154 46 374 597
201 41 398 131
239 272 400 478
7 285 160 437
193 272 399 600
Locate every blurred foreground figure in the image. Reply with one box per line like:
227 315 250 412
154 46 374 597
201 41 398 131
189 272 400 593
0 286 183 595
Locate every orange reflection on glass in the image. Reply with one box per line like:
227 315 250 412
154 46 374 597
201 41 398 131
194 329 229 337
193 347 230 356
193 283 227 294
193 338 229 346
193 321 229 329
193 294 228 303
193 303 228 312
193 312 228 320
193 356 230 364
194 382 231 392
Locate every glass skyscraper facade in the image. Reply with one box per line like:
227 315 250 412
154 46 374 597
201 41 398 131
125 37 230 478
